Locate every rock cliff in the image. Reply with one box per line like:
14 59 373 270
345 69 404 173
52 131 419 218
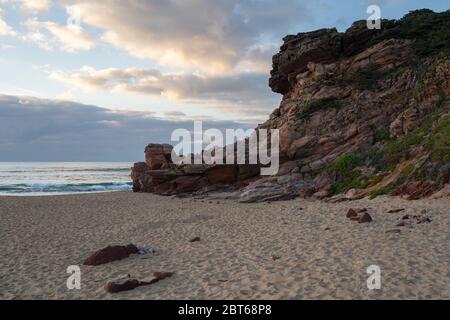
132 9 449 201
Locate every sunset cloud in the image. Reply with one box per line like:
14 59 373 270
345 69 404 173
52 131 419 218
61 0 311 72
23 18 95 52
5 0 51 13
49 66 279 118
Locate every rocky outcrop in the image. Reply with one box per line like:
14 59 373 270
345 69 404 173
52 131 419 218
131 143 261 196
132 10 449 202
262 9 450 200
238 174 312 203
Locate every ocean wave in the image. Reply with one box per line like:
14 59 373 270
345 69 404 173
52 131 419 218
2 167 131 174
0 182 132 194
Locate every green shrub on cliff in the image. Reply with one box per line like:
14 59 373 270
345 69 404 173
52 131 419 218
369 185 395 199
297 97 342 120
367 9 450 57
327 153 364 175
347 64 385 91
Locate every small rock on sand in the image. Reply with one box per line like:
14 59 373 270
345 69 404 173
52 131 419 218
386 229 401 234
358 212 373 223
189 237 201 243
388 208 406 213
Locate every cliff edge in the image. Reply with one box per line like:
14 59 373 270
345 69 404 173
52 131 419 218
132 9 450 202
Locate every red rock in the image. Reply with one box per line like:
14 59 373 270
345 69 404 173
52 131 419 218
153 272 174 280
205 165 238 184
145 144 173 170
346 208 358 218
105 278 142 294
105 272 174 294
83 244 139 266
358 212 373 223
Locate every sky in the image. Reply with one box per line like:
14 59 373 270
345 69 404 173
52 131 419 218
0 0 448 161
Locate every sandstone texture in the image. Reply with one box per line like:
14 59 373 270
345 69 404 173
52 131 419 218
132 10 449 202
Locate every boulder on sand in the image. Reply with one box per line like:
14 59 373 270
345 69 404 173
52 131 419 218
83 244 139 266
105 272 174 294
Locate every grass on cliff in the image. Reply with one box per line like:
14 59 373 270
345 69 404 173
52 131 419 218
297 97 342 120
346 64 385 91
327 102 449 195
369 185 395 199
367 9 450 57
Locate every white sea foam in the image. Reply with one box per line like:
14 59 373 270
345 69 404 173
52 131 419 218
0 162 132 195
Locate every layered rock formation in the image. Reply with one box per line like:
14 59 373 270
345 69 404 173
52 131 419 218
132 142 261 196
132 9 449 201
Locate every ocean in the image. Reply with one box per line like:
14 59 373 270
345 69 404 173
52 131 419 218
0 162 133 196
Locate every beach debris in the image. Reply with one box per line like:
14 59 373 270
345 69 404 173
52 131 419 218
388 208 406 213
105 272 174 294
83 244 139 266
386 229 401 234
417 216 432 224
189 237 201 243
271 255 281 261
395 213 432 228
138 247 160 255
324 227 331 231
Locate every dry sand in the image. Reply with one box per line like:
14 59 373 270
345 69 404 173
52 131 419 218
0 192 449 300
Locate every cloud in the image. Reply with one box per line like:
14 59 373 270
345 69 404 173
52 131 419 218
0 94 255 161
7 0 51 13
0 8 16 36
49 66 280 118
23 18 95 52
62 0 312 72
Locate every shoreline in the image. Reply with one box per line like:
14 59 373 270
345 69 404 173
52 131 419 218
1 192 449 299
0 189 133 198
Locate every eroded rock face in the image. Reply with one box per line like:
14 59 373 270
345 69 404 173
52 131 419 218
132 143 261 196
145 144 173 170
238 174 313 203
132 11 450 201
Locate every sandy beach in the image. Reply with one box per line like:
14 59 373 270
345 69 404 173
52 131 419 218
0 192 449 300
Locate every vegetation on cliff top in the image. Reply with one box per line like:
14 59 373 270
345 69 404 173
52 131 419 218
368 9 450 57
